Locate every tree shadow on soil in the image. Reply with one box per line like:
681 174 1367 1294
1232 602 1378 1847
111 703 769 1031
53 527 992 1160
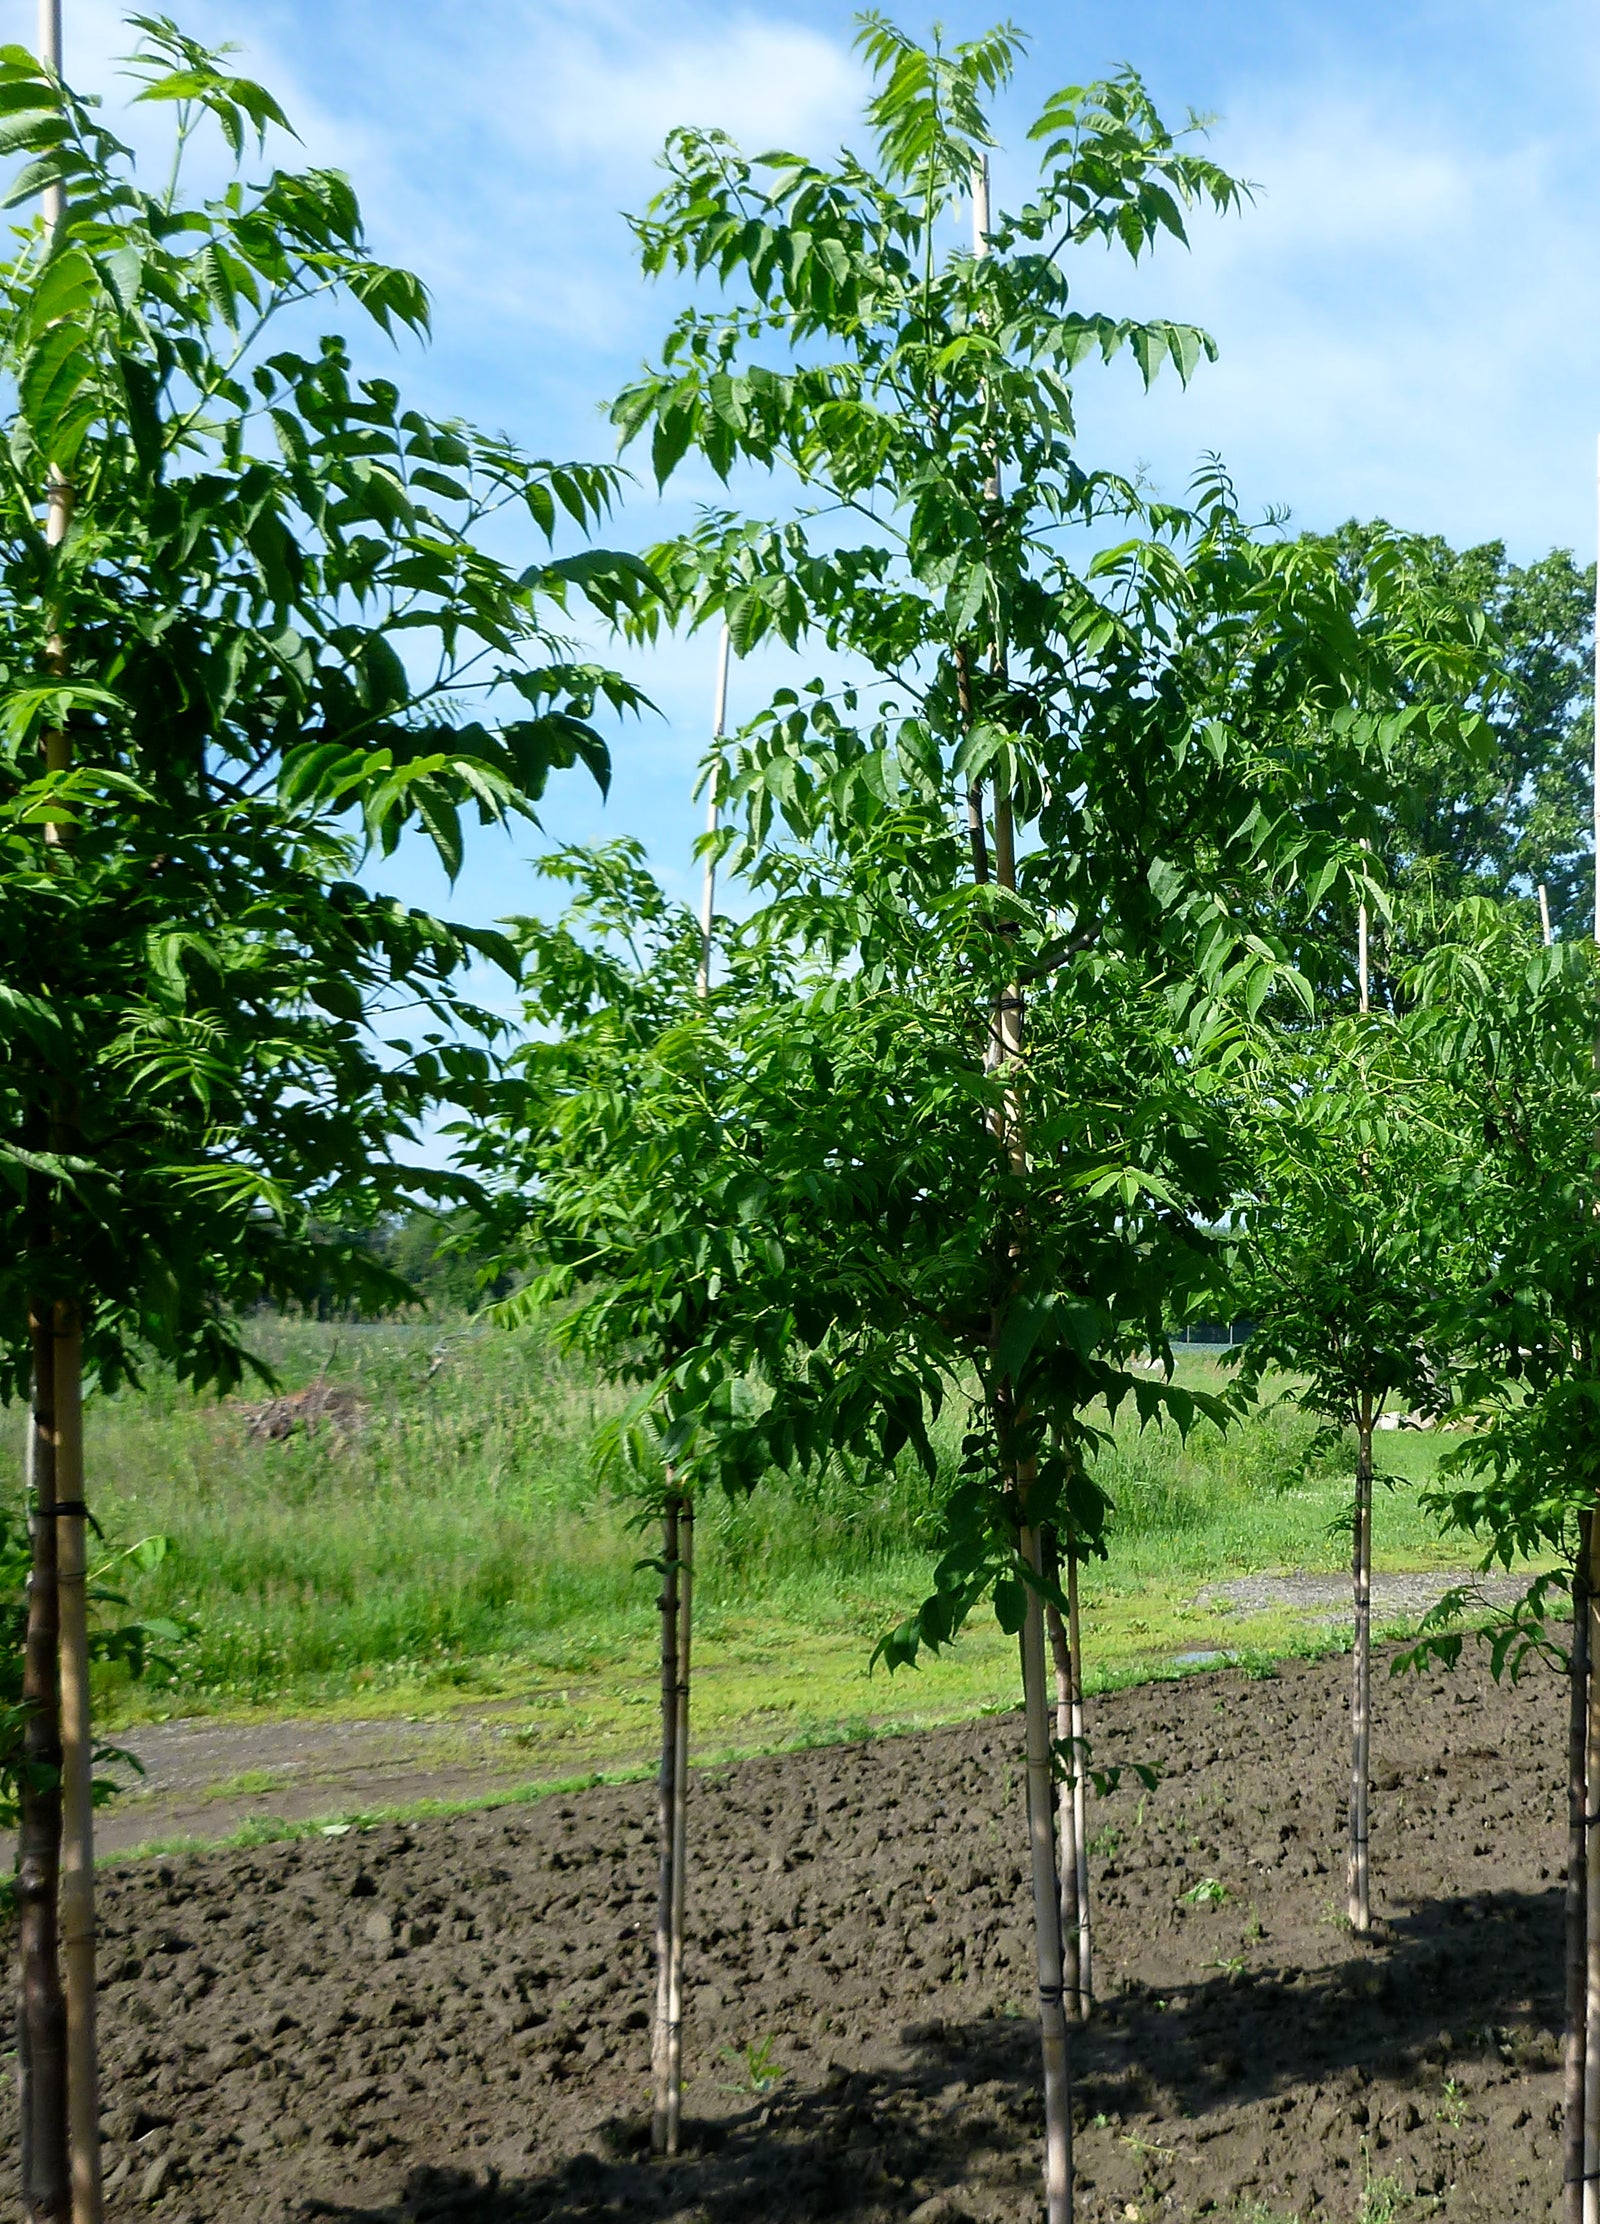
1078 1882 1563 2120
300 1886 1565 2224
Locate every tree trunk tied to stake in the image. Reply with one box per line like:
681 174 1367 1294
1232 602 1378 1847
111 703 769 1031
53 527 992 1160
18 1296 67 2224
650 626 727 2158
1584 1498 1600 2224
1566 1515 1591 2224
969 151 1073 2223
1347 1399 1374 1934
650 1492 680 2155
25 4 103 2217
1045 1528 1092 2021
1584 430 1600 2224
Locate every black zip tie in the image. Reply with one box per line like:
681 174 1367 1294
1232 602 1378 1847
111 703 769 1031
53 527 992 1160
44 1500 103 1538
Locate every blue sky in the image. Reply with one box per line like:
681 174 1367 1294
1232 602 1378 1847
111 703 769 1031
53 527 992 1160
39 0 1600 948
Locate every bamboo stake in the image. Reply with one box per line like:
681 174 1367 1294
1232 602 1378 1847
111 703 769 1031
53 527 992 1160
1067 1548 1091 2005
1043 1535 1081 2021
651 631 728 2157
1584 1506 1600 2224
18 1294 67 2224
1347 1399 1374 1933
1542 883 1554 947
664 1495 693 2155
649 1491 680 2155
973 149 1072 2214
1585 433 1600 2224
697 624 730 1002
53 1300 98 2224
1568 1514 1591 2224
1022 1524 1073 2224
31 8 99 2218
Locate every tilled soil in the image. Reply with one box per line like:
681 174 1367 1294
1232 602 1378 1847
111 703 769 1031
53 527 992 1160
15 1645 1570 2223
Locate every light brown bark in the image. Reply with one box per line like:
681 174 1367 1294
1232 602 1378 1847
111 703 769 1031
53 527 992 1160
1583 1509 1600 2224
52 1303 99 2224
1347 1405 1374 1934
665 1497 693 2155
1066 1549 1091 2008
1567 1514 1590 2224
1021 1523 1073 2224
1044 1574 1081 2022
650 1494 680 2156
18 1294 67 2224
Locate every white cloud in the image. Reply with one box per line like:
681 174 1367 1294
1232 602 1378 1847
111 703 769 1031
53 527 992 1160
518 3 860 171
1065 82 1600 554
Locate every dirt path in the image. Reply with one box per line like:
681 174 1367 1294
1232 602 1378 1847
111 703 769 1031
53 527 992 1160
97 1707 570 1854
35 1637 1570 2224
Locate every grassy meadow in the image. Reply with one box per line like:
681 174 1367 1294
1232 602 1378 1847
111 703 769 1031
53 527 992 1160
34 1314 1524 1778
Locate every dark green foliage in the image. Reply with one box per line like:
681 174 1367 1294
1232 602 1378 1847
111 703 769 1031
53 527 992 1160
1319 525 1594 953
599 18 1487 1666
0 22 650 1395
0 1507 177 1836
1397 903 1600 1671
1228 1018 1469 1440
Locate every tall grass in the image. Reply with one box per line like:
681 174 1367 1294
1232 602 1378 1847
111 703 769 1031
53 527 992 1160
48 1320 1457 1718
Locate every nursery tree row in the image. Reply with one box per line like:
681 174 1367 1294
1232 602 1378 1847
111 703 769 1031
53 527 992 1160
9 15 1600 2224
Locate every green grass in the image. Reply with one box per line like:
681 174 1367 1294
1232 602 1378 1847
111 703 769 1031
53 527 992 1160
36 1317 1528 1764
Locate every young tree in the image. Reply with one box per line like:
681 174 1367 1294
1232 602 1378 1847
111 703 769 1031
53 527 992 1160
1227 1015 1465 1933
1398 901 1600 2224
611 19 1477 2211
0 23 648 2217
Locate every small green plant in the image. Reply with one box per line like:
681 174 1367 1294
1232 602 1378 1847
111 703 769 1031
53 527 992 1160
1243 1908 1266 1942
1359 2154 1410 2221
1210 1953 1247 1977
1435 2076 1466 2127
1182 1875 1230 1906
718 2035 785 2094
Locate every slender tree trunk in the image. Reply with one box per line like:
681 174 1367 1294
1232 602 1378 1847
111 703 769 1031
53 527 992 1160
18 1292 68 2224
52 1301 99 2224
1043 1534 1081 2022
1347 1403 1374 1934
1067 1549 1091 2009
650 1492 680 2157
1583 1505 1600 2224
1021 1522 1073 2224
665 1497 693 2155
1567 1517 1591 2224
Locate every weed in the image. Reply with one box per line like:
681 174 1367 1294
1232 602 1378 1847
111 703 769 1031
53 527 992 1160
1436 2076 1467 2127
718 2035 785 2094
1359 2150 1410 2221
1182 1876 1230 1906
1210 1954 1247 1977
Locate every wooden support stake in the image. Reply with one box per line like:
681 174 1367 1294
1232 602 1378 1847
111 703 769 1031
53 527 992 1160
650 1494 680 2156
1567 1515 1591 2224
18 1297 67 2224
1022 1524 1073 2224
1347 1402 1374 1934
664 1498 693 2155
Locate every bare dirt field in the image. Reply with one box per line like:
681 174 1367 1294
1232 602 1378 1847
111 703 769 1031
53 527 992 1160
11 1642 1568 2223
